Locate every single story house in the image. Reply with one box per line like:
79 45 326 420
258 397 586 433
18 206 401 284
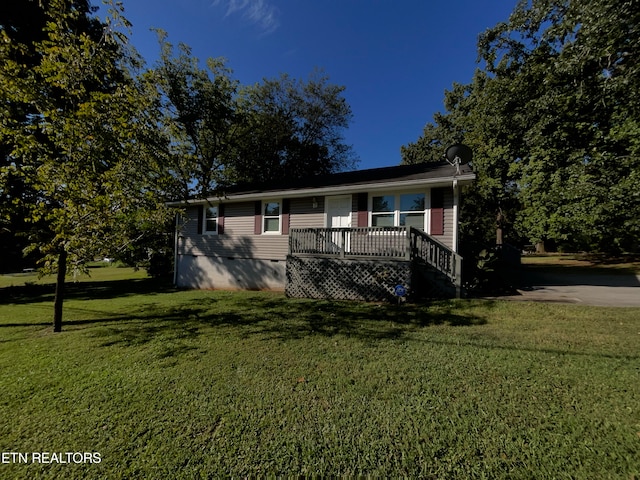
169 161 476 301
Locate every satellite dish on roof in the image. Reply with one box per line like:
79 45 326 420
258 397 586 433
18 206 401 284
445 144 472 165
444 143 472 175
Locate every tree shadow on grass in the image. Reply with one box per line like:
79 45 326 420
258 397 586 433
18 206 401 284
5 283 633 361
81 295 487 350
0 278 176 305
233 297 488 342
82 296 637 361
1 276 486 346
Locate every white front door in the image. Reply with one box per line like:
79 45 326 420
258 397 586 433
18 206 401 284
327 195 352 228
326 195 352 253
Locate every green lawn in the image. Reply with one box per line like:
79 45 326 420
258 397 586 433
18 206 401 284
0 264 148 289
1 269 639 478
521 253 640 274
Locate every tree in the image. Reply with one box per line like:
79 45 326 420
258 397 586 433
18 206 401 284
1 0 174 331
403 0 640 254
230 71 357 184
148 31 240 199
150 34 357 196
0 0 65 273
480 0 640 253
402 71 525 253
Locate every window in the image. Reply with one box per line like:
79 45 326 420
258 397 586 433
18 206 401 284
399 193 425 228
370 193 426 229
371 195 395 227
263 201 281 233
203 205 218 234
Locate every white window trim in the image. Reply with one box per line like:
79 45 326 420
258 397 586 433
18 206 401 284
369 192 428 229
370 194 396 227
203 204 219 235
262 199 282 235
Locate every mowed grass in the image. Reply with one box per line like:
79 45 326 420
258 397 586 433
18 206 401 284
0 264 148 289
522 253 640 274
1 269 639 478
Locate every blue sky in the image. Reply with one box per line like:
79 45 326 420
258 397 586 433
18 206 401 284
119 0 517 170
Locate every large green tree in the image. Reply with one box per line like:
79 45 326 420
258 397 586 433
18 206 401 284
403 0 640 253
1 0 174 331
150 34 357 197
150 31 240 199
230 71 357 185
0 0 72 273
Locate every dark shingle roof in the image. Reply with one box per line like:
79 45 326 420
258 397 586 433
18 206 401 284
223 161 474 196
167 161 475 205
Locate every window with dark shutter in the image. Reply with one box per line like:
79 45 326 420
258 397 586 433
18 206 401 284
203 205 219 234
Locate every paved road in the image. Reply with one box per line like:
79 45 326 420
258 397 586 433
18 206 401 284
493 268 640 307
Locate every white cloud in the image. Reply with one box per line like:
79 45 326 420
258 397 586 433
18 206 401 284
212 0 280 34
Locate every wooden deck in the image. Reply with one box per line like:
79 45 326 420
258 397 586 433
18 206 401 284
289 226 410 260
287 227 463 299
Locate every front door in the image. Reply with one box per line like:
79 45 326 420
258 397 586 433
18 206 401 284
326 195 352 253
327 195 352 228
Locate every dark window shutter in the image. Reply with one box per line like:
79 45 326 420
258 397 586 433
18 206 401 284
254 201 262 234
197 205 203 234
430 188 445 236
357 192 368 227
282 199 290 235
218 204 225 235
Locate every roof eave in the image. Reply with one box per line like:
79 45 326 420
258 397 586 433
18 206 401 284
167 172 476 207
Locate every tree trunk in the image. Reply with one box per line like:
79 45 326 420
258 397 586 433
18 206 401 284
53 249 67 333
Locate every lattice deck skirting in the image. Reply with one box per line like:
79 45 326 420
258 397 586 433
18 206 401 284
285 256 412 302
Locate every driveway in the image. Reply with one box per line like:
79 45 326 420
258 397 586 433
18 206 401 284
493 267 640 307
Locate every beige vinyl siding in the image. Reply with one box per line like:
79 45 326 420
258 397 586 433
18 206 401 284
179 203 288 260
289 197 326 229
178 207 199 238
223 201 255 236
178 189 455 259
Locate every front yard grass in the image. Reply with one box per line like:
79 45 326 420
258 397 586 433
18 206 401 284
1 271 638 478
522 253 640 274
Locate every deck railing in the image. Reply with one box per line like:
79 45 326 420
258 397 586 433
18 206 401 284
289 227 410 259
288 226 463 292
409 227 463 295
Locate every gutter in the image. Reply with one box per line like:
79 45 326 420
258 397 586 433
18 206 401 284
167 173 476 207
172 213 179 286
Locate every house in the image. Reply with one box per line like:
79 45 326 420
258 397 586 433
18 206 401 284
169 161 475 301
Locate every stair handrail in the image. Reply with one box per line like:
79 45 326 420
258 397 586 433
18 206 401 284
409 227 463 295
